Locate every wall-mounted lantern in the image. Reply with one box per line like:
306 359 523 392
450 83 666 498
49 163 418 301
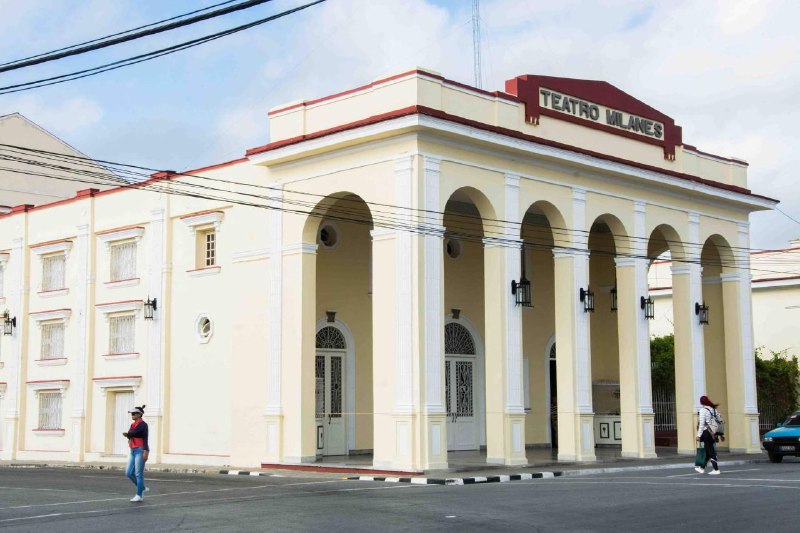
610 286 618 312
3 310 16 335
511 245 532 307
580 287 595 313
640 296 654 320
695 302 709 325
144 297 158 320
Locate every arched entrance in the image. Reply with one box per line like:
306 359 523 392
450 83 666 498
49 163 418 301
315 325 347 456
444 319 484 450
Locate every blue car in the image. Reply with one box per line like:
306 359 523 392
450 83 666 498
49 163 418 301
762 410 800 463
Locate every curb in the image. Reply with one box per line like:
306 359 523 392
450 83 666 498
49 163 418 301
343 458 764 485
346 472 562 485
219 470 277 477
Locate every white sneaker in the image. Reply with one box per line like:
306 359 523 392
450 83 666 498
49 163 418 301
694 466 704 474
144 486 150 492
130 495 143 502
708 470 721 475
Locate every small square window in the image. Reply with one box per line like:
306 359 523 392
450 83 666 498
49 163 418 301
196 229 216 268
41 322 65 359
42 255 66 291
109 314 135 354
110 241 137 281
38 392 63 430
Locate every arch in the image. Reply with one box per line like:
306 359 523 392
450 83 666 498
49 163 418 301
301 192 374 244
443 186 498 238
702 234 738 275
445 314 486 447
444 322 476 355
648 224 687 263
522 200 568 248
590 213 630 255
315 318 357 452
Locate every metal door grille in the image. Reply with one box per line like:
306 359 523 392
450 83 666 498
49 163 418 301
456 361 474 417
330 356 342 417
445 360 451 414
315 356 325 417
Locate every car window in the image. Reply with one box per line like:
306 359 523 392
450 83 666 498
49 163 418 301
783 414 800 427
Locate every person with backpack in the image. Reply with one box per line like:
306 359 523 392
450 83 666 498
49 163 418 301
695 395 723 475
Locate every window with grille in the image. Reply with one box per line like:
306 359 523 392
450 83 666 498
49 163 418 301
40 322 65 359
110 241 137 281
42 254 66 291
109 315 135 354
203 231 216 266
38 392 63 429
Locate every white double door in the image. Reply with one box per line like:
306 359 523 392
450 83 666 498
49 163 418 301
113 391 135 455
445 355 478 451
315 352 346 456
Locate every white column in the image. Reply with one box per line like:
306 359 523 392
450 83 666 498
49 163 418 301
0 237 24 460
71 223 90 461
421 155 447 469
395 156 414 414
146 207 166 462
264 188 283 461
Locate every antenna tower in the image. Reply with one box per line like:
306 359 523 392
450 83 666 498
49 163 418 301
472 0 482 89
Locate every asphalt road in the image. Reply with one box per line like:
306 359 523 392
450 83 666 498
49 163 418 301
1 460 798 532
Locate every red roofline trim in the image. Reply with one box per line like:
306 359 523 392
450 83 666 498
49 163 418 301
246 105 776 204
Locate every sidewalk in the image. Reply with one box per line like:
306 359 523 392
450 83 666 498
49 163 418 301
1 447 769 483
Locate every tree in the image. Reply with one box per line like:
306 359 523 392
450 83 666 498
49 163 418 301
650 334 675 392
755 348 800 423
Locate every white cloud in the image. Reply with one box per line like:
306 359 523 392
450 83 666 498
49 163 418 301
7 95 103 135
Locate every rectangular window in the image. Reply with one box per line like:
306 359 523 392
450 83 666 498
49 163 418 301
41 322 65 359
109 315 135 354
204 230 216 267
110 241 137 281
38 392 63 430
42 254 66 291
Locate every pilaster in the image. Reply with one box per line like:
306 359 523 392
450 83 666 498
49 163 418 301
721 222 760 452
264 189 284 462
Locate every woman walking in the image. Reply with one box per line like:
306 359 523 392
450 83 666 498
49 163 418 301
123 405 149 501
695 395 722 475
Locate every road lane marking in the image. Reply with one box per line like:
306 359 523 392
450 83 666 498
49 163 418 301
0 479 346 511
555 479 800 490
78 475 195 483
0 483 429 524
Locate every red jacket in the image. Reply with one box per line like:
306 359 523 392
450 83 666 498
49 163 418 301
127 419 150 451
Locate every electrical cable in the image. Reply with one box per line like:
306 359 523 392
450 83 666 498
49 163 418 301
0 0 327 95
0 0 244 69
2 146 796 278
0 142 773 263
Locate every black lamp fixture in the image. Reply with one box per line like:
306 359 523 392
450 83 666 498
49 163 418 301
144 297 158 320
640 296 654 320
3 310 16 336
610 285 618 312
695 302 709 325
511 245 532 307
579 287 595 313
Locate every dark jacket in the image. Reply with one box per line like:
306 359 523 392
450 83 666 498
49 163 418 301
127 420 150 452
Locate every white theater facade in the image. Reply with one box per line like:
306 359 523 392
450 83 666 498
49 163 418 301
0 69 776 470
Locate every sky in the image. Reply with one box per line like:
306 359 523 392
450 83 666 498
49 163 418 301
0 0 798 250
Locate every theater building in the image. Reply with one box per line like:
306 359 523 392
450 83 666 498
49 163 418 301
0 69 776 470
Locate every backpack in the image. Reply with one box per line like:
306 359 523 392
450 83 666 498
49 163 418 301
706 407 723 435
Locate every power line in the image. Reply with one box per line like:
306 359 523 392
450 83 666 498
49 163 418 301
0 0 246 70
2 144 795 278
0 0 327 95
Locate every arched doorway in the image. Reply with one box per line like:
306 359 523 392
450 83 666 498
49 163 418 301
315 325 347 456
444 321 483 450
